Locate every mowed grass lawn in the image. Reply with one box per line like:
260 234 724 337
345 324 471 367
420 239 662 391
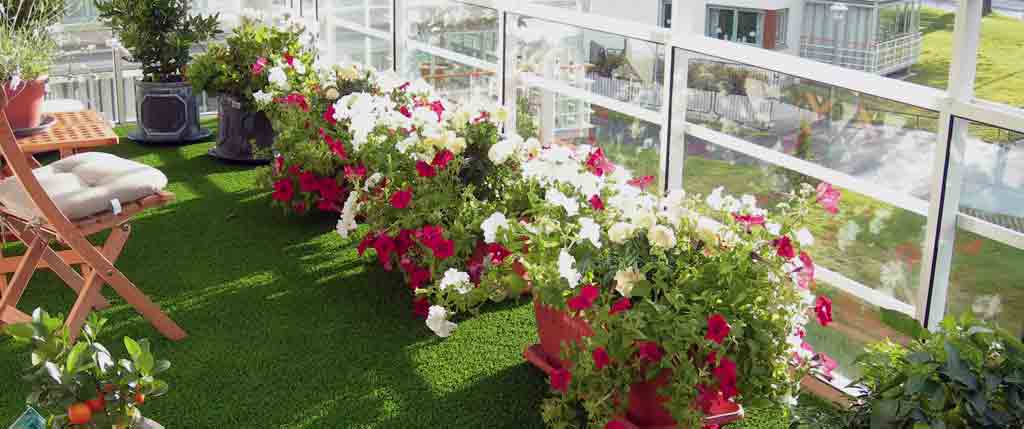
0 122 801 427
913 8 1024 108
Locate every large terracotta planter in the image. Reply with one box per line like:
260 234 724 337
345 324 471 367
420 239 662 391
2 77 47 129
524 300 743 428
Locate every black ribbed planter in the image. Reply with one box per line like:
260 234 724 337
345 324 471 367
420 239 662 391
128 81 211 143
208 95 275 164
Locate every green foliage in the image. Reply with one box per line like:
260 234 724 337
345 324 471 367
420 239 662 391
0 0 65 83
93 0 221 82
4 309 172 428
837 314 1024 429
187 17 308 107
516 94 539 140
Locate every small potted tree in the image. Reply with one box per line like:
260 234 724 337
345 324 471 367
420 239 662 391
187 12 312 162
0 0 66 133
93 0 220 143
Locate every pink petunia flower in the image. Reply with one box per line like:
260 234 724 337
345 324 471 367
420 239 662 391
628 175 656 189
252 57 268 75
816 182 841 214
773 236 796 259
586 147 616 177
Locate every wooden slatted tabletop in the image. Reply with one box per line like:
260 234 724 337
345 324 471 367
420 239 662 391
17 111 118 156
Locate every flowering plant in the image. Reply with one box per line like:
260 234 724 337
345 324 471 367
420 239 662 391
495 146 842 427
254 59 376 214
187 12 313 109
3 309 171 428
323 71 538 336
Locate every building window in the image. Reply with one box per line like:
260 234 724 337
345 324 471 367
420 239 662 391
707 6 787 49
775 9 789 49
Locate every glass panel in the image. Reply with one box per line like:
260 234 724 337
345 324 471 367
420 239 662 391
527 0 665 27
321 0 394 71
412 51 499 105
517 87 662 179
508 14 667 114
679 50 939 201
709 8 735 41
973 6 1024 108
671 47 927 378
408 0 499 63
947 119 1024 337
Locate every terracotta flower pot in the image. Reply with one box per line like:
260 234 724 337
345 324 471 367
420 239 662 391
2 77 48 130
524 300 743 428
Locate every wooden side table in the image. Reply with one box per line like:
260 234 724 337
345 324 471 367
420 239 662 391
17 110 119 159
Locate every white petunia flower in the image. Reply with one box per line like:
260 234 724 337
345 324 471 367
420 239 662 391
252 90 273 105
363 173 383 192
614 267 644 296
706 187 726 210
481 212 509 243
439 268 472 294
647 224 677 249
336 191 360 239
972 294 1003 319
268 66 289 90
578 217 602 249
558 249 581 288
608 222 637 244
545 188 579 217
426 306 457 337
290 58 306 74
765 222 782 236
795 228 814 247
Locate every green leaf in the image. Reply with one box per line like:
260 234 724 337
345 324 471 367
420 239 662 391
906 351 932 365
3 322 35 339
44 361 62 384
124 337 142 359
65 341 89 374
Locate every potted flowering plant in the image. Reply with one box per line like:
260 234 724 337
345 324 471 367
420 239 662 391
93 0 220 143
489 144 843 427
187 11 314 162
254 60 377 215
321 71 536 334
0 0 65 132
3 309 171 429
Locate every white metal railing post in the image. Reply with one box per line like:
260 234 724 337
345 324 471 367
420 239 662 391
108 38 126 124
394 0 408 74
500 7 517 134
916 0 982 330
662 0 696 192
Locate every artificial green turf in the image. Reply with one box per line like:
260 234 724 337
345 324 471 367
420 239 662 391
0 121 796 428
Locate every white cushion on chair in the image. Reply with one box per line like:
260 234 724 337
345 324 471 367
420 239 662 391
0 152 168 221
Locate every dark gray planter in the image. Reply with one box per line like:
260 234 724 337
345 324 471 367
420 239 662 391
128 81 211 143
208 95 274 164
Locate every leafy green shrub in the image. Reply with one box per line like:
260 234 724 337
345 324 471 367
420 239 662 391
0 0 66 85
93 0 221 82
842 314 1024 428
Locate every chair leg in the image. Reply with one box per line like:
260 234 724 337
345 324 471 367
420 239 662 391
0 235 46 324
65 269 107 342
100 267 187 341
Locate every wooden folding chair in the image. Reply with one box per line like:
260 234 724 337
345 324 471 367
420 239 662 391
0 93 186 341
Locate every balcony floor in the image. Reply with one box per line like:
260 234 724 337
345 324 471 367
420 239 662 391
0 120 824 428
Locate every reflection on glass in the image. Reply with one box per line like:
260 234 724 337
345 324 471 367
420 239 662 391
518 88 662 179
948 120 1024 337
526 0 665 26
409 0 499 63
737 11 760 45
508 14 666 113
320 0 393 70
675 49 939 203
413 52 498 105
708 8 735 41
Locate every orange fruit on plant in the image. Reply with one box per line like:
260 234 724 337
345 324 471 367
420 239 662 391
134 392 145 405
102 383 117 393
68 403 92 424
85 395 105 412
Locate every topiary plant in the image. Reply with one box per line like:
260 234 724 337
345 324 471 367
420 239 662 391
93 0 221 82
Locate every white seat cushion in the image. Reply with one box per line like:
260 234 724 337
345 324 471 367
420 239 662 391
0 152 168 221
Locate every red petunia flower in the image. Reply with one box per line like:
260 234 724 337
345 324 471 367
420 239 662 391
712 356 739 399
628 175 656 189
398 105 412 118
609 297 632 315
274 155 285 175
344 164 367 180
412 296 431 319
357 232 377 256
815 295 833 326
585 147 616 177
592 347 610 370
323 103 337 125
432 238 454 261
732 213 766 230
408 266 432 290
550 368 571 393
432 149 454 169
485 243 512 264
416 161 437 178
567 284 601 311
272 179 294 202
283 52 295 67
773 235 796 259
605 421 628 429
695 384 721 414
637 341 664 362
373 234 397 269
816 182 841 214
589 194 605 211
298 171 320 193
390 188 413 209
429 100 445 122
705 313 731 344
